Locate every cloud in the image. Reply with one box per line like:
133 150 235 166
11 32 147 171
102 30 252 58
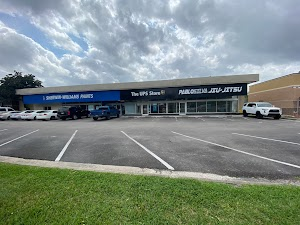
0 0 299 87
0 21 70 86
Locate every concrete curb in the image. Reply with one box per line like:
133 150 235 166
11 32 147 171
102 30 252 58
1 156 299 186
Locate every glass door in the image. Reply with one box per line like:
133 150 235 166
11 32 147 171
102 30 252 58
179 102 186 115
142 104 148 115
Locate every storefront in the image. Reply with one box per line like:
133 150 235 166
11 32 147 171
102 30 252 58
16 74 259 115
120 83 246 115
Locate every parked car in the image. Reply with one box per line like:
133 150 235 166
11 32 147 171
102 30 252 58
10 110 35 120
0 111 21 120
0 107 15 114
36 110 58 121
90 106 120 120
57 106 90 120
21 110 45 120
242 102 282 119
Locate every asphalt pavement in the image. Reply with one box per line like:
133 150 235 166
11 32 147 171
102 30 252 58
0 115 299 180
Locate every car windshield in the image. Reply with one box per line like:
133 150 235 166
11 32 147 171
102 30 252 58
257 103 272 107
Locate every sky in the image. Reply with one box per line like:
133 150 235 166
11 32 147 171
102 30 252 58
0 0 299 87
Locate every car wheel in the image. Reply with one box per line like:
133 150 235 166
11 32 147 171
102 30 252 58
61 118 66 120
34 116 36 120
50 116 55 120
106 115 110 120
72 115 78 120
87 114 90 118
7 116 10 120
256 111 263 119
243 110 248 117
93 117 98 121
274 115 281 120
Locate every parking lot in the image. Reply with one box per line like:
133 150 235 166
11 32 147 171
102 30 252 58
0 116 300 180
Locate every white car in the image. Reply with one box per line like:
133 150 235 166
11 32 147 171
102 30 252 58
36 110 58 121
10 110 34 120
0 111 21 120
21 110 45 120
242 102 282 119
0 107 15 114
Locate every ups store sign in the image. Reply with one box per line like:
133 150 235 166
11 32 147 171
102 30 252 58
121 83 247 101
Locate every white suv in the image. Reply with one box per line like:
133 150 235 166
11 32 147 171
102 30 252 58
242 102 282 119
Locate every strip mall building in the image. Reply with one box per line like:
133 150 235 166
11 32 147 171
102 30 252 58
16 74 259 115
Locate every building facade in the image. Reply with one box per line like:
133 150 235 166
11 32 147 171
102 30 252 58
16 74 259 115
248 73 300 117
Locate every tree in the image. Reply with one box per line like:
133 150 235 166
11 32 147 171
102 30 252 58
0 71 43 109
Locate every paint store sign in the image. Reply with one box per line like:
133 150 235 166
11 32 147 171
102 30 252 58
43 93 94 101
178 86 243 95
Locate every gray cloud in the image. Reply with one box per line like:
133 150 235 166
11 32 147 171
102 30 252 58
0 0 299 87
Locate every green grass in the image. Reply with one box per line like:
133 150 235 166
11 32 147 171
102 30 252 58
0 163 299 224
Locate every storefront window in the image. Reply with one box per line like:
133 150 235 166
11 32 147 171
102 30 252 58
168 103 177 113
217 101 227 112
197 102 206 112
207 101 216 112
88 105 95 111
187 102 196 113
136 104 141 114
151 103 158 113
232 100 238 113
158 103 166 113
142 105 148 114
226 101 233 112
124 103 136 114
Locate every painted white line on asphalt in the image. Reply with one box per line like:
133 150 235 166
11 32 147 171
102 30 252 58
0 130 39 147
172 131 300 169
55 130 78 162
121 131 174 170
0 129 8 132
232 133 300 146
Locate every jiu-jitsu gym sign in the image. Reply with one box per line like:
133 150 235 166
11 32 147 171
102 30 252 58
121 83 247 100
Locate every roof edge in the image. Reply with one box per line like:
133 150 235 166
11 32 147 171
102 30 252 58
16 74 259 95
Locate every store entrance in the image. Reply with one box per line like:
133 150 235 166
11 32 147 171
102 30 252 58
179 102 186 115
142 104 148 115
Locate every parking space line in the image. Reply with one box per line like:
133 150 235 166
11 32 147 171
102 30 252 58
0 129 8 132
55 130 78 162
232 133 300 146
121 131 174 170
172 131 300 169
0 130 39 147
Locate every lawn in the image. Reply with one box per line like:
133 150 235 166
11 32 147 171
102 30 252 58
0 162 299 224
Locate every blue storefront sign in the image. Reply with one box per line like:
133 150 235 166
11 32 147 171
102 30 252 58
23 91 120 104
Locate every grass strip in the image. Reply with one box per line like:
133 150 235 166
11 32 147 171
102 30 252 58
0 162 299 224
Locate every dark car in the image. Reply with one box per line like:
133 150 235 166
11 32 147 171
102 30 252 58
57 106 90 120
